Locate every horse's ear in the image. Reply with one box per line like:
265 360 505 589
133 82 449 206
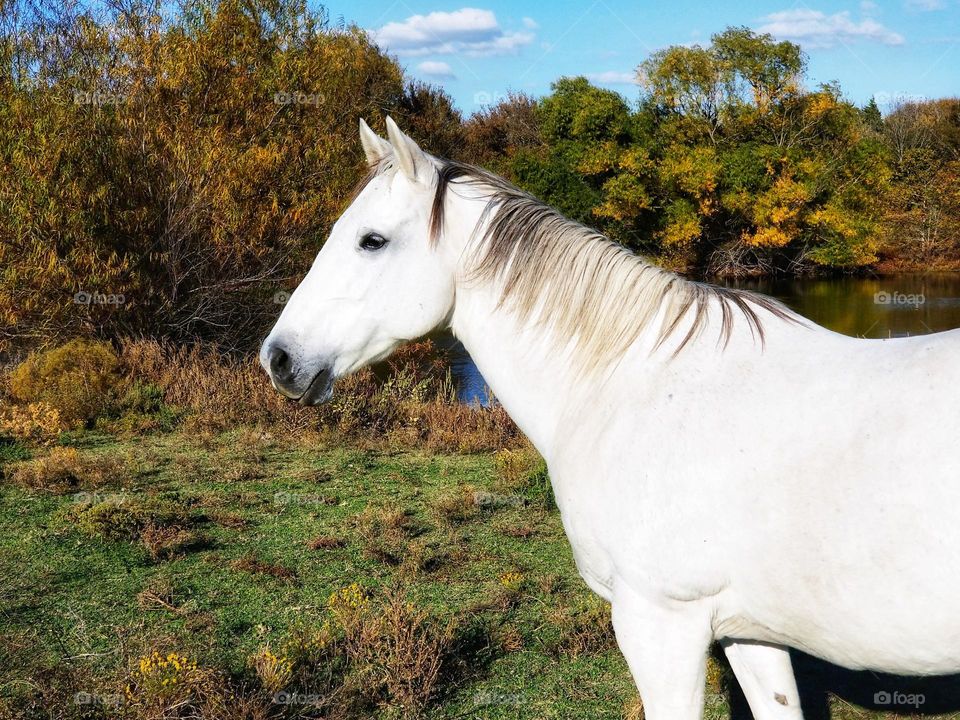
385 116 430 183
359 118 391 166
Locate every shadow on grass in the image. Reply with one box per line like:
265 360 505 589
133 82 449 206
727 651 960 719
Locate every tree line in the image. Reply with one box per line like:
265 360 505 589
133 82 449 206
1 0 957 352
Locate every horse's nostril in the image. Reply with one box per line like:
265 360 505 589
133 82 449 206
268 345 293 381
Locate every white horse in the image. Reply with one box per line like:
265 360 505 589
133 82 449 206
261 117 960 719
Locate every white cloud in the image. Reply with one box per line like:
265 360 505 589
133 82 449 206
522 17 539 29
905 0 945 10
416 60 456 79
757 8 905 48
371 8 535 57
586 71 639 85
859 0 878 13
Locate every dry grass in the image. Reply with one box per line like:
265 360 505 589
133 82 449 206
547 596 617 659
140 522 205 561
326 584 458 716
354 505 417 566
430 484 478 525
307 535 347 550
7 446 127 493
117 337 522 452
230 553 297 581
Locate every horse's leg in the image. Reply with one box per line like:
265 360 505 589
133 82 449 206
611 585 713 720
722 639 804 719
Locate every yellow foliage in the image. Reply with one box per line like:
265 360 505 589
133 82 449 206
250 645 293 693
0 402 64 444
9 339 120 425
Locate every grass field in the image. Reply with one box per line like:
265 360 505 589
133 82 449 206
2 428 960 719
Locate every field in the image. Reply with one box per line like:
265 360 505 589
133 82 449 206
3 427 960 719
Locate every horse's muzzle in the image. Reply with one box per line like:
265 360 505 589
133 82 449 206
260 339 334 405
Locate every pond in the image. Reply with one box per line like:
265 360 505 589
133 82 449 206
446 273 960 403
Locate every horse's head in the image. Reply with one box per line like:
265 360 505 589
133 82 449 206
260 118 456 404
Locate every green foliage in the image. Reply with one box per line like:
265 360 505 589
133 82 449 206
486 30 908 275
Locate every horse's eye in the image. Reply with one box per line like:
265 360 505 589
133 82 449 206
359 233 388 252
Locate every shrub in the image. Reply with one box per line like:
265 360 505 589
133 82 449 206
326 584 457 714
65 496 190 541
125 651 209 711
103 381 181 434
0 402 64 444
0 437 31 466
67 498 144 540
9 339 120 426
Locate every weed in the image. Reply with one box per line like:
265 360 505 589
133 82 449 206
250 644 293 694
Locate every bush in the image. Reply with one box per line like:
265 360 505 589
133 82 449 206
0 402 65 445
326 584 457 715
9 339 120 426
65 496 191 541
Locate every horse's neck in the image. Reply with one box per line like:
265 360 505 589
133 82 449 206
443 189 659 460
449 283 583 458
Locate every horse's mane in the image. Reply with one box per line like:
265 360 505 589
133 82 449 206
370 158 797 367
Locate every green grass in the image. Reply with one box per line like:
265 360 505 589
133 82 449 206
1 430 959 719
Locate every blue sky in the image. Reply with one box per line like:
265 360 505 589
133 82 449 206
326 0 958 113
